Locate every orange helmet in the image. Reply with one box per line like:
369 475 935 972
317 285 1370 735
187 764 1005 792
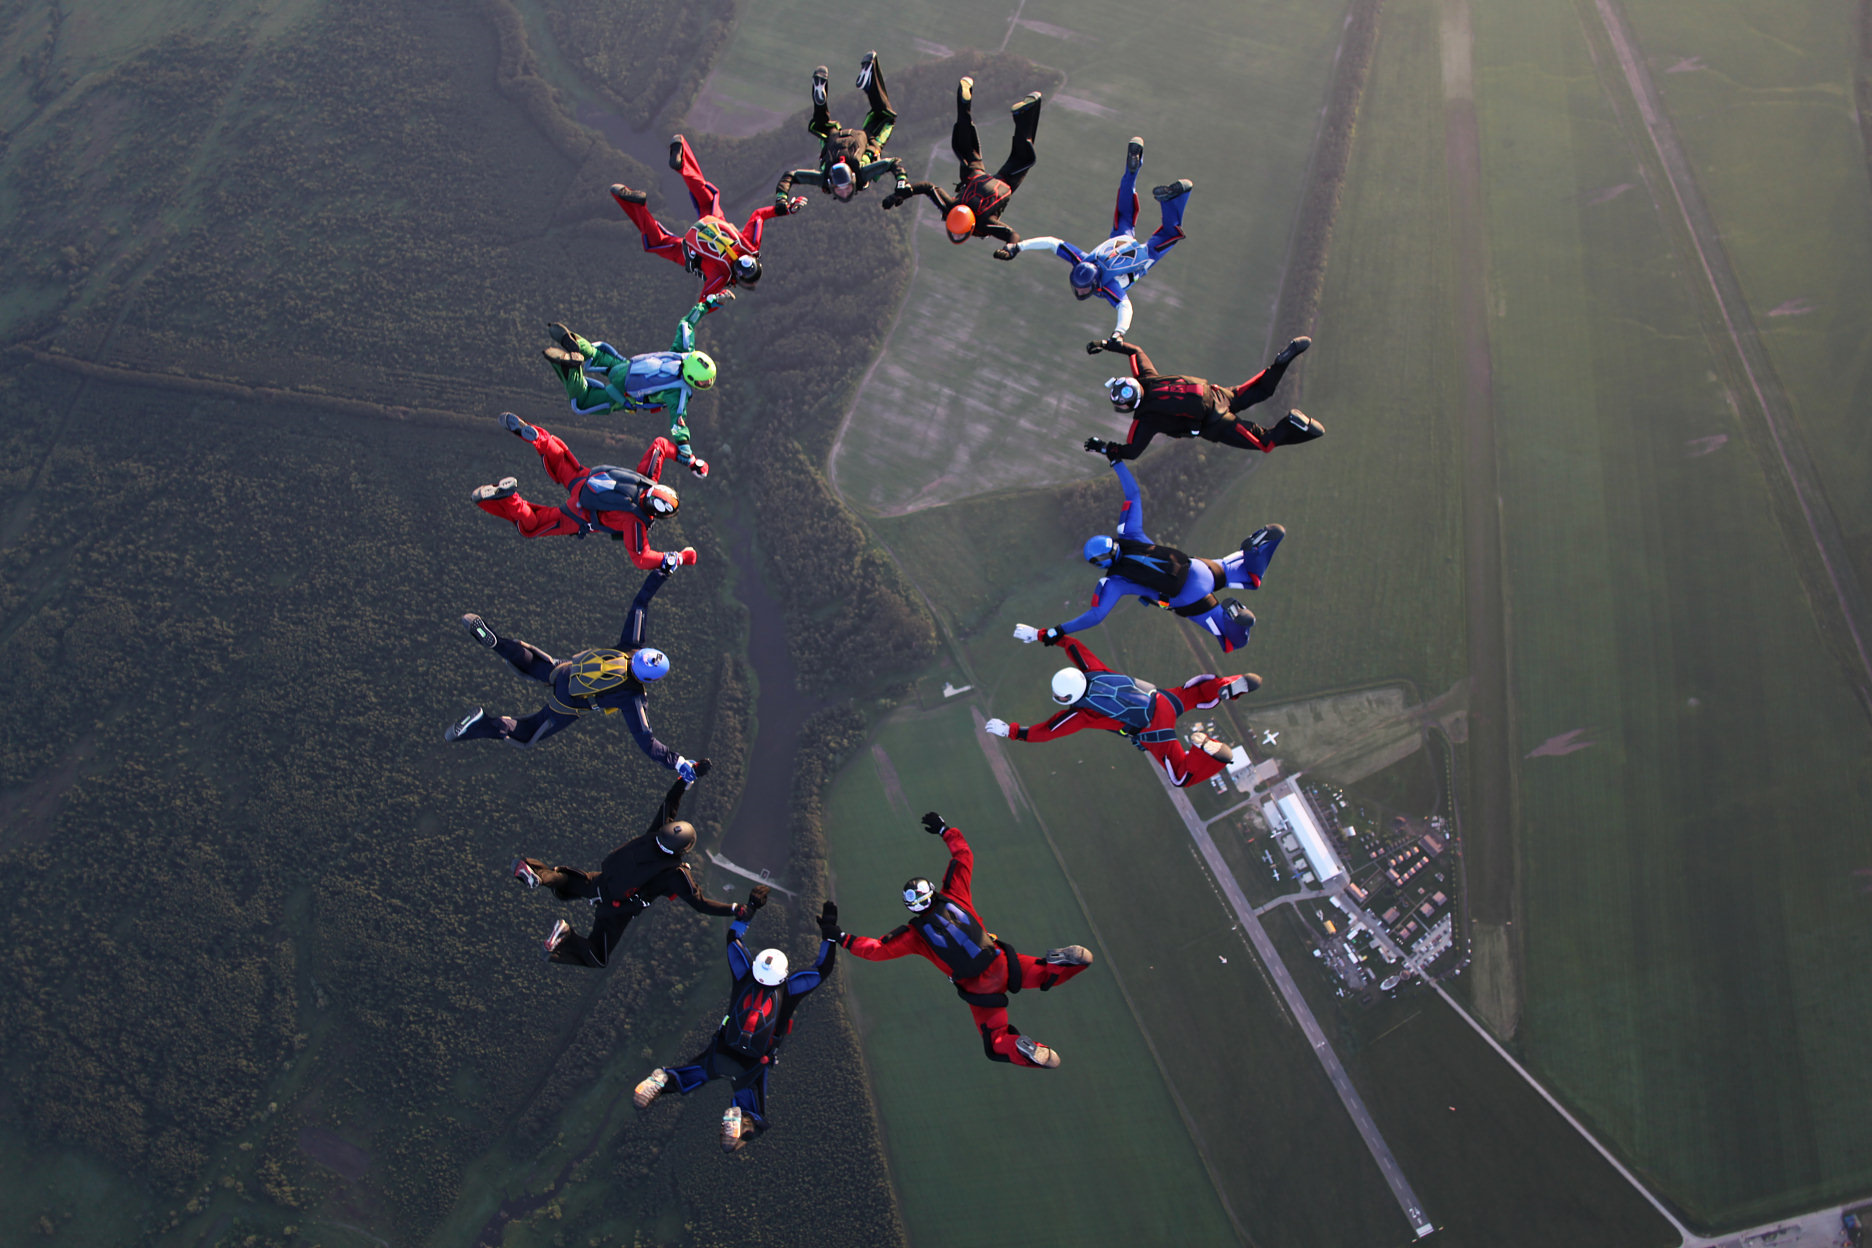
944 203 976 242
646 483 679 517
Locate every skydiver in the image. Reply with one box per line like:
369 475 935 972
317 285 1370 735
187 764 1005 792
773 52 911 207
442 563 700 769
632 899 836 1151
1082 335 1323 463
470 414 699 572
1015 457 1283 654
824 812 1095 1069
984 634 1257 788
539 298 726 469
994 136 1191 341
610 137 806 303
881 77 1042 246
513 772 757 967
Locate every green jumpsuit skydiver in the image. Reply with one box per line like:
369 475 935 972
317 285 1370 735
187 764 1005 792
542 300 719 471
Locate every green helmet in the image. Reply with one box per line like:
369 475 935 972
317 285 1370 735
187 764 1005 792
682 351 717 390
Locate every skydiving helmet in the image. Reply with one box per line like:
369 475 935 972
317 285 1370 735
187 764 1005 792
944 203 976 243
1051 667 1089 705
828 160 856 199
654 819 697 855
1069 260 1100 299
732 253 763 285
645 483 680 517
1082 535 1117 567
752 949 790 986
682 351 717 389
1106 377 1142 411
630 647 670 682
902 877 935 912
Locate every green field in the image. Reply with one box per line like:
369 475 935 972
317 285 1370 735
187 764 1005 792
699 0 1353 512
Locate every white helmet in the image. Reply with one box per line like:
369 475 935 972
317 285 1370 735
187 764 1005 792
1051 667 1088 705
752 948 789 986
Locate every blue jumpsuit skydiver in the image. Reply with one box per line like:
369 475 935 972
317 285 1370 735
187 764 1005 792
1019 460 1283 654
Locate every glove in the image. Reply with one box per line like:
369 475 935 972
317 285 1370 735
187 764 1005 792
745 883 770 913
772 195 793 215
880 190 906 210
703 290 735 311
675 756 697 783
660 550 683 574
1084 437 1110 455
921 811 946 835
1040 626 1063 646
783 195 807 215
817 900 842 941
984 718 1011 738
678 547 698 566
1085 340 1106 355
992 246 1016 261
1013 623 1041 644
688 456 710 479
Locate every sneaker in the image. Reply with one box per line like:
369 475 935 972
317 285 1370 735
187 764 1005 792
500 411 540 442
444 707 484 741
610 183 647 207
511 858 540 888
1126 137 1144 173
633 1068 669 1109
545 322 582 354
1045 945 1095 966
1152 178 1193 203
542 918 572 959
720 1106 745 1152
812 66 829 106
1015 1035 1061 1068
1270 410 1324 446
1190 731 1234 761
1010 91 1042 117
1219 674 1262 700
1221 600 1255 632
957 76 974 105
461 613 499 648
854 51 876 91
469 478 518 503
668 136 686 172
541 346 583 382
1274 335 1312 366
1245 524 1285 552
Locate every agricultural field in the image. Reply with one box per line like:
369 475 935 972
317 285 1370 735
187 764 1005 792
1470 0 1872 1228
695 0 1355 512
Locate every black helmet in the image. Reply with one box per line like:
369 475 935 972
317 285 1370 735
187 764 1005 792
732 253 762 285
902 877 935 912
655 821 696 855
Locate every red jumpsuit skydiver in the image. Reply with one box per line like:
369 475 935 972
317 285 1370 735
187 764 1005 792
475 429 695 571
838 822 1091 1069
994 635 1249 788
612 136 797 301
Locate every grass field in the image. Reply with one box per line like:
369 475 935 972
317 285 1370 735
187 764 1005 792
1471 0 1872 1228
694 0 1354 512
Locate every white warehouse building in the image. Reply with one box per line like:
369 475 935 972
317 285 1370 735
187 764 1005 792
1264 791 1347 887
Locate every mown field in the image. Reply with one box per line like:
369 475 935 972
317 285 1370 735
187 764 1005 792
696 0 1354 512
1471 0 1872 1229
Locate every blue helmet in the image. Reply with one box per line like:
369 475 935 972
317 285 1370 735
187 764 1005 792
1083 535 1117 566
1069 260 1100 299
630 648 670 682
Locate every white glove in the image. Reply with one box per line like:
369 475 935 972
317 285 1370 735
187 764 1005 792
1012 623 1040 644
984 718 1011 738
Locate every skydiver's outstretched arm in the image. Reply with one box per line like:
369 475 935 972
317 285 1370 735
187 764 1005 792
888 181 955 213
1101 417 1157 463
1054 578 1128 635
1003 235 1077 262
671 865 736 918
936 823 975 907
838 925 923 961
1111 293 1135 340
977 218 1020 246
1007 706 1097 743
726 916 754 978
739 201 785 252
1053 634 1111 675
1097 338 1156 378
625 692 682 774
776 166 823 199
644 777 688 836
619 567 671 650
861 155 908 191
1113 460 1147 542
671 303 707 352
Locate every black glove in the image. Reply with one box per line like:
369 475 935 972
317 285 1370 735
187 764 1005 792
746 883 770 912
921 811 947 835
1040 627 1062 646
992 246 1016 261
1085 340 1106 355
772 195 792 215
692 757 712 779
880 191 904 210
818 900 842 941
1084 437 1110 455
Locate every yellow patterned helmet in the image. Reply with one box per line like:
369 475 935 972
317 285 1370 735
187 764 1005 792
570 649 633 697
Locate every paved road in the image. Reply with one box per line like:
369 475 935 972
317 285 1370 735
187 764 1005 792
1158 777 1435 1240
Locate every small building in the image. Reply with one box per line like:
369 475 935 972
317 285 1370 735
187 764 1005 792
1268 791 1347 887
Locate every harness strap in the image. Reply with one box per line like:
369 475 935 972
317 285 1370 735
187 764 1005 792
1137 728 1178 744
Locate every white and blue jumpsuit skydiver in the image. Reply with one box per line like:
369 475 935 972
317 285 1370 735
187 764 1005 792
999 143 1189 340
657 915 834 1140
1046 460 1282 654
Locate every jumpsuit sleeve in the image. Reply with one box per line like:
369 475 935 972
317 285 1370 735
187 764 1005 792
1105 416 1157 463
1009 236 1073 260
623 518 666 571
636 436 677 477
676 866 736 918
776 167 825 198
1112 293 1134 339
645 777 688 835
938 825 974 907
859 156 906 188
1056 634 1110 674
839 925 923 961
780 941 836 999
726 918 754 978
978 219 1020 246
1055 577 1128 635
1113 461 1147 541
619 567 669 649
625 691 681 773
740 203 783 251
672 307 703 353
1012 707 1096 743
903 182 953 211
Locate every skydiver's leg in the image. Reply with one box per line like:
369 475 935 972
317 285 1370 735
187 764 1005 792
994 94 1042 189
1220 525 1285 589
807 65 835 139
526 426 588 488
1201 418 1276 454
517 859 601 902
498 705 580 748
492 637 556 682
1112 161 1140 238
613 192 688 267
1227 353 1298 413
664 1054 718 1095
1148 737 1229 787
951 83 984 175
967 1002 1053 1068
1144 182 1190 259
1013 952 1091 993
670 136 724 219
860 55 895 147
729 1065 770 1133
1143 694 1229 786
476 493 585 538
548 899 635 967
